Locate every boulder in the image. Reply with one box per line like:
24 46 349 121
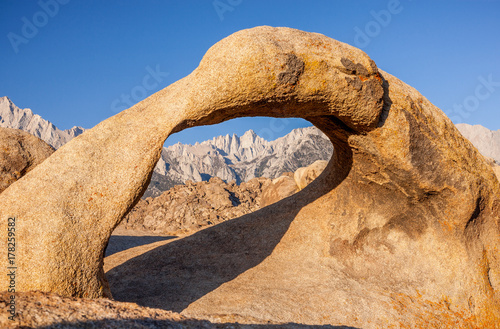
1 27 500 327
293 160 328 190
260 174 298 207
0 128 54 194
121 160 326 234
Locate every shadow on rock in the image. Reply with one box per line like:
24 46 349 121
105 235 176 257
106 156 346 313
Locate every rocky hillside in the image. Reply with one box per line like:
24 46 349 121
121 177 271 235
0 96 85 149
141 122 500 198
120 160 328 235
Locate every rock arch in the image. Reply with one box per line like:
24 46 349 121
1 26 499 326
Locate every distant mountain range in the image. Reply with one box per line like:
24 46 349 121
456 123 500 164
1 96 498 198
0 96 85 148
148 127 333 197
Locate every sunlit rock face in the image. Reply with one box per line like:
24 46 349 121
0 127 54 194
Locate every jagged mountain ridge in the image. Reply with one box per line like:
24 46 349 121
0 96 85 148
147 127 334 197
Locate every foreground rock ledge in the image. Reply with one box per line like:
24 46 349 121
4 292 351 329
0 291 485 329
1 26 500 327
0 128 54 194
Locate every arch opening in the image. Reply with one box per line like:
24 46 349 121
112 117 334 236
104 113 353 312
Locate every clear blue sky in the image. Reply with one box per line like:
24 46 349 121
1 0 499 146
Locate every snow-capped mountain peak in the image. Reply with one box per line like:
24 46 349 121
0 96 85 148
149 126 334 197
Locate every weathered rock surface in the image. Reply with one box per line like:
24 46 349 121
0 128 54 194
120 177 271 235
1 26 500 327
